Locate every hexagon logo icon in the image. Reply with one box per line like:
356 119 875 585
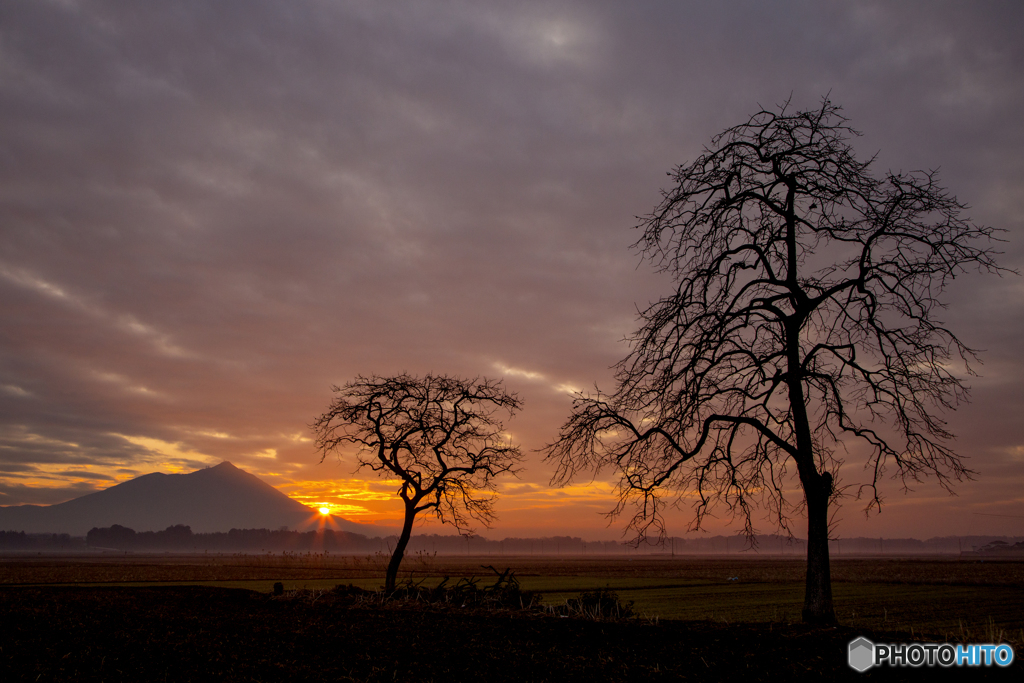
848 637 875 672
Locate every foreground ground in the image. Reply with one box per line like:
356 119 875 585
1 554 1021 680
3 585 1020 681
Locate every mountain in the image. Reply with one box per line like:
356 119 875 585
0 462 383 536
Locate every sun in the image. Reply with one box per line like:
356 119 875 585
318 506 330 515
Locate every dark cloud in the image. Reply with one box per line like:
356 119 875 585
1 0 1021 538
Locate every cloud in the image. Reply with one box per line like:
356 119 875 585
0 481 105 506
0 0 1021 539
492 362 581 396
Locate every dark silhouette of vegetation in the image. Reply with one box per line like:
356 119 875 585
312 373 523 591
354 565 540 610
543 98 1006 624
558 589 635 621
85 524 377 552
0 530 79 550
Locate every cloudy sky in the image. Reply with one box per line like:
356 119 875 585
2 0 1022 541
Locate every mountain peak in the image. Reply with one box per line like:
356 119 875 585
0 462 385 537
1 462 309 535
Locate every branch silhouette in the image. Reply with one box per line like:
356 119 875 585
313 373 522 591
543 96 1009 624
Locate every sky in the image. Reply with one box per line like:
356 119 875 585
1 0 1022 542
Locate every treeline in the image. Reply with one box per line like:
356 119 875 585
0 530 84 550
86 525 382 552
82 527 652 554
401 534 631 555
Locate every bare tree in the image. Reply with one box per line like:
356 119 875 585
313 373 522 591
543 99 1005 624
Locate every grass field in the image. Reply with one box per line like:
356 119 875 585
2 552 1022 647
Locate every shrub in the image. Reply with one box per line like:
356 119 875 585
559 589 634 620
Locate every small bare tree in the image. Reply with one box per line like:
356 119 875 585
312 373 522 591
543 99 1005 624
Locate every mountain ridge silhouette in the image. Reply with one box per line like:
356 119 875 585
0 461 381 536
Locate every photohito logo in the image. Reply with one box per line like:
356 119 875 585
848 637 1015 671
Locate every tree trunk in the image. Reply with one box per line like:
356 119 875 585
802 470 836 624
385 502 417 592
785 311 837 625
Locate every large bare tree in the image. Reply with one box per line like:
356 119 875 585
543 99 1005 624
313 373 522 592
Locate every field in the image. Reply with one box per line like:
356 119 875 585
2 553 1022 680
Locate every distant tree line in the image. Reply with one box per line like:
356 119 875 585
81 527 647 554
0 531 83 550
85 525 381 552
402 534 630 555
